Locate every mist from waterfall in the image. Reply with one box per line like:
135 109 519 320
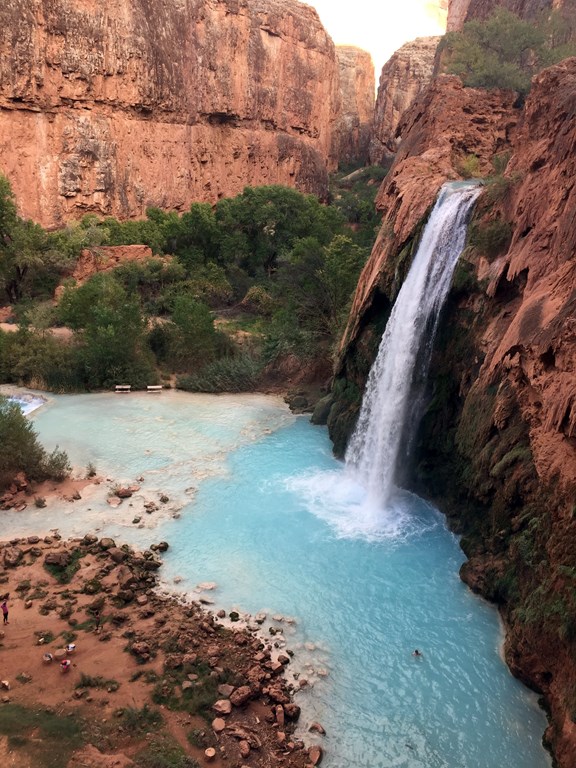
345 181 481 511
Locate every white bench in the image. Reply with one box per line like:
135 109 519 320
114 384 131 393
146 385 163 393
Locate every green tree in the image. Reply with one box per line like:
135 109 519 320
215 185 345 277
0 395 71 488
59 274 153 388
440 7 575 93
167 295 219 371
174 203 222 271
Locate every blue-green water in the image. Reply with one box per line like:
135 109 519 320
10 390 550 768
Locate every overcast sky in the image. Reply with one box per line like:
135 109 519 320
304 0 447 78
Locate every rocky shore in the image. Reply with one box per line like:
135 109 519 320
0 535 324 768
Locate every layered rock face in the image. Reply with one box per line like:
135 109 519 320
334 46 374 166
0 0 342 227
330 59 576 766
368 37 440 166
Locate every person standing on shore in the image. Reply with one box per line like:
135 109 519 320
1 598 8 624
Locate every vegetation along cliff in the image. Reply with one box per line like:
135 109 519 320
329 13 576 762
0 0 376 227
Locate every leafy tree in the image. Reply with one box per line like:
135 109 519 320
0 395 71 488
274 234 367 347
58 274 153 388
166 295 220 371
441 7 576 93
174 203 222 271
215 185 345 277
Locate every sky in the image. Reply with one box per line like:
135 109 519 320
305 0 447 78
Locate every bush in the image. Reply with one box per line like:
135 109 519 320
0 396 69 488
42 446 71 482
177 355 261 393
468 218 512 260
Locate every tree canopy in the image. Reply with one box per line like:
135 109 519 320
441 7 576 93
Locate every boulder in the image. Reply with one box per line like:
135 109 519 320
82 534 98 546
99 538 116 550
308 745 323 765
116 566 137 590
212 699 232 715
107 548 127 564
3 547 23 567
212 717 226 733
239 740 251 758
230 685 252 707
44 551 71 568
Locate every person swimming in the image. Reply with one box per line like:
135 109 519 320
412 649 423 657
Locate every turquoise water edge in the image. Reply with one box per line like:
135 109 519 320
6 390 551 768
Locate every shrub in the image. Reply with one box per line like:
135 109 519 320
177 355 261 393
42 446 72 482
0 396 71 488
468 218 512 261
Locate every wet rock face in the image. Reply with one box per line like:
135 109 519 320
337 75 518 373
334 46 374 166
0 0 341 226
369 37 441 166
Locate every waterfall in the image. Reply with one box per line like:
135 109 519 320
345 181 481 511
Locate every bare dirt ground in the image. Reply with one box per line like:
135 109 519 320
0 534 321 768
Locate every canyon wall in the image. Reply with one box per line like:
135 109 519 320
368 37 440 166
0 0 344 227
334 46 374 167
329 58 576 766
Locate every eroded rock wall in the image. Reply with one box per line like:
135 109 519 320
330 59 576 766
334 46 374 167
0 0 342 226
368 37 440 166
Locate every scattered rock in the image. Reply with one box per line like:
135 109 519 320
308 744 323 765
3 547 23 567
212 717 226 732
213 699 232 715
230 685 252 707
309 721 326 735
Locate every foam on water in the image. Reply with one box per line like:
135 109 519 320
287 470 438 543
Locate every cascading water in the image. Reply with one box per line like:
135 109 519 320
345 181 481 511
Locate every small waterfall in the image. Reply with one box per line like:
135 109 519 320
345 181 481 511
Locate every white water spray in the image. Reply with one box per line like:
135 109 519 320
345 182 481 511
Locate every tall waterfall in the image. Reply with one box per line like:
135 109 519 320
345 182 481 510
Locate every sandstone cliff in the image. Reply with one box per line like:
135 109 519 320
368 37 440 166
334 46 374 167
0 0 343 227
329 59 576 766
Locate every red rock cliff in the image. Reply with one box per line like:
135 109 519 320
331 59 576 767
334 46 374 167
368 37 441 166
340 75 517 358
0 0 342 227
